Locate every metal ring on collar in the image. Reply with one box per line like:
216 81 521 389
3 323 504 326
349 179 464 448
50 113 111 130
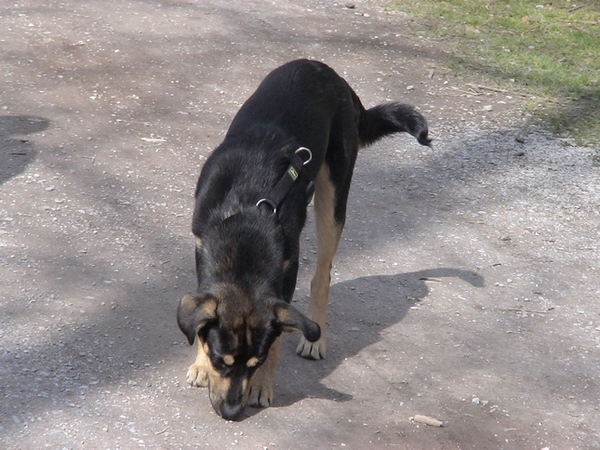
256 198 277 213
295 147 312 165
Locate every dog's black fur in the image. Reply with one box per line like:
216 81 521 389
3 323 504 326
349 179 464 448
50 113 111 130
177 59 431 420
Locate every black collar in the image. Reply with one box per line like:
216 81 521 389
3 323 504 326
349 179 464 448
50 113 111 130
256 147 312 213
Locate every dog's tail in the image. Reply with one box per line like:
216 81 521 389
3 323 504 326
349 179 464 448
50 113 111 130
358 101 432 148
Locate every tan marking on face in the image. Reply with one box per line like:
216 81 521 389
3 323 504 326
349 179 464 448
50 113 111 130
207 368 231 403
199 348 234 411
246 357 259 368
223 354 235 366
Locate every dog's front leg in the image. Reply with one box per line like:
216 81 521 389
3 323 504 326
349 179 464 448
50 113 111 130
186 341 210 387
248 335 282 407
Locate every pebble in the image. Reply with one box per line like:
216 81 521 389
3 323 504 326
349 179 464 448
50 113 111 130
483 105 493 111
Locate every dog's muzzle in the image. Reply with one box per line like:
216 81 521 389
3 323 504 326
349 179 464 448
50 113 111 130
218 401 244 421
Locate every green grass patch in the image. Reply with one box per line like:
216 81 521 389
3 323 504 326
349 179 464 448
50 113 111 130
390 0 600 145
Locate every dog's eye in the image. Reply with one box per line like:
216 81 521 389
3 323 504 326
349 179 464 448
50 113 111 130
210 355 227 371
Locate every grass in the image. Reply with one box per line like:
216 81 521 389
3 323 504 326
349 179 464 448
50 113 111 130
390 0 600 146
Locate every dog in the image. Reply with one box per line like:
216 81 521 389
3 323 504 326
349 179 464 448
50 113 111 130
177 59 431 420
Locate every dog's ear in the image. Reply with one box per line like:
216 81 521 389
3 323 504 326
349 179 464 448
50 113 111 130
177 294 218 345
273 302 320 342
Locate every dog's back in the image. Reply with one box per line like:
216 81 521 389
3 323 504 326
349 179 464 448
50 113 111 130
226 59 430 170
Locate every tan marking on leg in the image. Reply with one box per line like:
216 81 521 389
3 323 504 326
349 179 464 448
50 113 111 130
186 340 210 387
296 164 342 360
195 236 202 248
248 335 282 407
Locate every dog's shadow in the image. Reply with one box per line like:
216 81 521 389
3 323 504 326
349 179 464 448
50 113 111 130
269 268 484 409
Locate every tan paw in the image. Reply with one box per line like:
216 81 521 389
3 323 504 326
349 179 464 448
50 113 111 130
296 335 326 360
248 380 273 408
186 363 208 387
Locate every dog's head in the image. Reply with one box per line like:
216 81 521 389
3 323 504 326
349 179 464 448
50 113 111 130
177 291 320 420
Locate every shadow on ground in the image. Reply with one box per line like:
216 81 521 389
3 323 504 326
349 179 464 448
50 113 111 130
0 116 49 185
273 268 485 410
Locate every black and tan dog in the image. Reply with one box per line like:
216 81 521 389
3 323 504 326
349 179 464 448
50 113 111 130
177 59 431 420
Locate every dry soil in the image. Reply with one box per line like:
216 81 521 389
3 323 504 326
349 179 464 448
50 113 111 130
1 1 599 449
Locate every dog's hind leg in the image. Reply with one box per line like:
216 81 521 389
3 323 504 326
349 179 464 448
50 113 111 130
296 164 343 360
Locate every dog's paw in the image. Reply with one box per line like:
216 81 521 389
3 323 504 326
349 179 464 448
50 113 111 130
186 363 208 387
296 335 326 360
248 380 273 408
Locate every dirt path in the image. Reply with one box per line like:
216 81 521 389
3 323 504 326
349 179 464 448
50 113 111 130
1 1 598 448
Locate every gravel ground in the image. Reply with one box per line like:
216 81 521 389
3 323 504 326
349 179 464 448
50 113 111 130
1 1 599 449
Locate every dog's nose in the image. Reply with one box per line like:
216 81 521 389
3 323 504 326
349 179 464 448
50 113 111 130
219 402 244 421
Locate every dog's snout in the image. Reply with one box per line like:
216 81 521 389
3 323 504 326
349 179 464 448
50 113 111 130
209 383 246 420
219 401 244 421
